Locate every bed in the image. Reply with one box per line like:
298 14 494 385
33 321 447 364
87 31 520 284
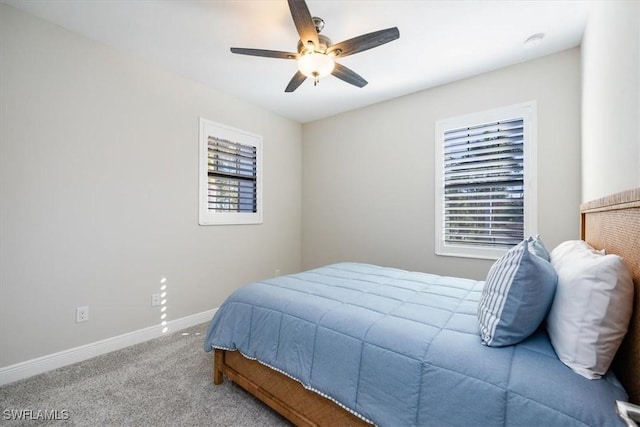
204 187 640 426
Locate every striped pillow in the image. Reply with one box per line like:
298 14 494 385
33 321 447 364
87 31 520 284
478 238 558 347
528 234 551 261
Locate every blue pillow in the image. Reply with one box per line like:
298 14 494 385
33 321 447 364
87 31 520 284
527 234 551 262
528 234 551 261
478 238 558 347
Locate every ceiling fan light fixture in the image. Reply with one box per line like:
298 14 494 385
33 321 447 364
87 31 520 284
297 52 335 83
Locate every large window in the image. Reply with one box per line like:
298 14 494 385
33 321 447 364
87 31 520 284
434 102 537 259
199 119 262 225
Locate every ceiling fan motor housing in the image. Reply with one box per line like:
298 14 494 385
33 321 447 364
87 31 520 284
312 16 325 33
298 33 332 55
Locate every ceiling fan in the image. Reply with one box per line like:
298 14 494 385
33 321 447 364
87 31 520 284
230 0 400 92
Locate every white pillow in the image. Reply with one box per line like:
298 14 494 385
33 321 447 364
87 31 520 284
546 240 634 379
548 239 604 265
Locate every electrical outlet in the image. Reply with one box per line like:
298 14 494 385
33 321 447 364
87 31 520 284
151 294 161 307
76 306 89 323
275 269 281 277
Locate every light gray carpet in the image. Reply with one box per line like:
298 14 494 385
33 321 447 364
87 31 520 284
0 323 291 426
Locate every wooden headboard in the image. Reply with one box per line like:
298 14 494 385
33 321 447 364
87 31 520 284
580 187 640 404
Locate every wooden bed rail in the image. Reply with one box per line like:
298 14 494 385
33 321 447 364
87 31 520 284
213 348 371 426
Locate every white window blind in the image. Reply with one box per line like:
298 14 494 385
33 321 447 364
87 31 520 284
199 119 262 225
207 137 257 213
443 118 524 248
435 102 536 259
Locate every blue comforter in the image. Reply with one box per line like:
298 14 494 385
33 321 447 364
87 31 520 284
204 263 627 426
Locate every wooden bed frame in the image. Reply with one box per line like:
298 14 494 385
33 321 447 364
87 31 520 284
213 187 640 426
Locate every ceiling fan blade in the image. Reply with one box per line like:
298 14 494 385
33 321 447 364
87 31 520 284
287 0 319 48
230 47 298 59
328 27 400 58
331 63 368 88
285 71 307 92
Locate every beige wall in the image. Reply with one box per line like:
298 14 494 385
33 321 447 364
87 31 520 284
0 5 302 367
302 49 582 280
581 0 640 201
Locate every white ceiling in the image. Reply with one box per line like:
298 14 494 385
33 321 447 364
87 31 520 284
2 0 591 123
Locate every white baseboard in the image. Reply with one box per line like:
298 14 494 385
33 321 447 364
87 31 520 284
0 308 218 386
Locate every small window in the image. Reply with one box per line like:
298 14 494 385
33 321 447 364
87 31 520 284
199 119 262 225
434 102 537 259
